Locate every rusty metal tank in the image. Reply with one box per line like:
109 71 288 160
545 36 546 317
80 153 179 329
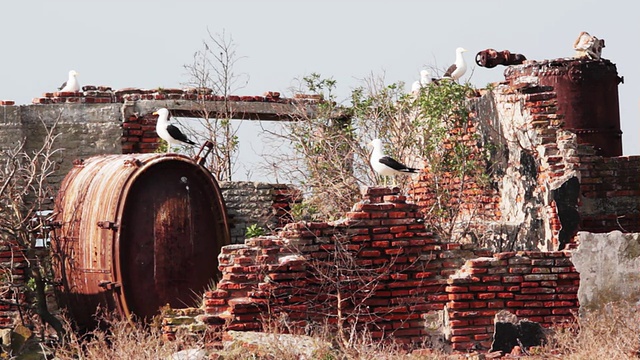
51 153 230 328
505 58 623 157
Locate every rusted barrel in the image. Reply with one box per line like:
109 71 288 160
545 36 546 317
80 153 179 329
51 153 230 328
505 58 623 157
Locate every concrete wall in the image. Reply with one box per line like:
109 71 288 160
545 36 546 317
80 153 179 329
572 231 640 310
0 104 122 191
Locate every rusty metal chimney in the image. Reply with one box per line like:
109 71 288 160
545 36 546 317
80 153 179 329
505 58 623 157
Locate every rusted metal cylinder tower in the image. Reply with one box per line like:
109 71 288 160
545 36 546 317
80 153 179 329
505 58 623 157
51 153 230 329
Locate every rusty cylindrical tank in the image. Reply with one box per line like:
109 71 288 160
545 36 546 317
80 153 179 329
505 58 623 157
51 153 230 329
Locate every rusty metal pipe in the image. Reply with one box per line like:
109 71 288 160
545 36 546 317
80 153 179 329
476 49 527 68
194 140 214 166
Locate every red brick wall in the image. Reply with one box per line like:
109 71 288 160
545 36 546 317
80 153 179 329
122 113 162 154
409 117 502 234
446 251 578 351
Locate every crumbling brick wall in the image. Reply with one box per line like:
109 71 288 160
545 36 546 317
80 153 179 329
445 251 578 351
411 58 638 252
409 83 570 251
197 187 488 346
163 187 579 351
578 154 640 234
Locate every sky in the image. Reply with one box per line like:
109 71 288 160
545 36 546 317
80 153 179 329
1 0 638 180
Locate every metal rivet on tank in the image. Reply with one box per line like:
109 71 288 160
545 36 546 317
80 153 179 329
96 221 118 230
123 158 142 167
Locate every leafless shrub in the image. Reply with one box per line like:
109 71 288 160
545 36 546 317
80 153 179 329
0 116 64 338
181 29 249 181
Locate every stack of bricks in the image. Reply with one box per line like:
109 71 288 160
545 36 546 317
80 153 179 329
32 85 115 104
121 112 161 154
28 85 317 105
113 88 290 103
578 149 640 233
203 239 306 332
445 251 579 351
30 85 302 105
189 187 496 346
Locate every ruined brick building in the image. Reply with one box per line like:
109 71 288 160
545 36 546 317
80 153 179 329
0 52 638 352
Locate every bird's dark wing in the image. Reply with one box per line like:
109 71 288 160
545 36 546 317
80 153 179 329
166 124 196 145
443 64 457 78
378 156 418 173
58 81 67 91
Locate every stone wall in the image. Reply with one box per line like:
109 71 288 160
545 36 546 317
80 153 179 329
219 181 301 244
0 103 122 189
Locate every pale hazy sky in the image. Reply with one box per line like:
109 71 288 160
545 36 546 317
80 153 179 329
2 0 638 178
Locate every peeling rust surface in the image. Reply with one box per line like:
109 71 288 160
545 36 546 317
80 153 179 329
476 49 527 68
505 58 623 156
52 153 230 328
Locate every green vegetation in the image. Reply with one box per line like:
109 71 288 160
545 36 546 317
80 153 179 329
278 73 493 240
245 223 266 238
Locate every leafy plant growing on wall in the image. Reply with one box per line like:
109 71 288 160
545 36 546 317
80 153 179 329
408 81 493 241
245 224 265 238
269 71 492 242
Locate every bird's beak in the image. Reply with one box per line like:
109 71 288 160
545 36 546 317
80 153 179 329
152 111 158 116
462 48 468 52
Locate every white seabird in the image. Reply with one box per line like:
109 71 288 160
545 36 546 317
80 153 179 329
368 138 418 185
58 70 80 92
153 108 196 152
443 47 468 81
411 69 433 94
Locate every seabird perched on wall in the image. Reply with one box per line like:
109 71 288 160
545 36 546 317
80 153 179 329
153 108 196 152
411 69 433 94
443 47 468 81
58 70 80 92
368 138 418 185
